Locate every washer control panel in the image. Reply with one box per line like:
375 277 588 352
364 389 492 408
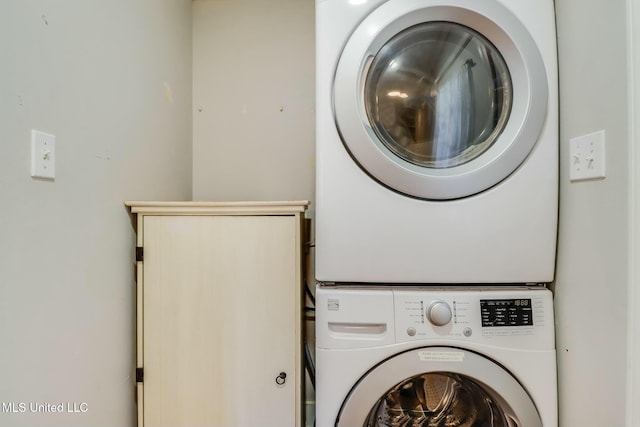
392 287 554 349
480 298 533 327
426 300 453 326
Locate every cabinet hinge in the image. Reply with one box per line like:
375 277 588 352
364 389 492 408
136 247 144 262
136 367 144 383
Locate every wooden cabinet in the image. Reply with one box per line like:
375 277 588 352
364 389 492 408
126 201 308 427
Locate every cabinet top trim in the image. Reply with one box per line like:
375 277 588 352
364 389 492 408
125 200 309 215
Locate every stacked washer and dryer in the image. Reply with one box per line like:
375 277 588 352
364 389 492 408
314 0 558 426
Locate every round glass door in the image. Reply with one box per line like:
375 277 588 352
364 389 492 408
337 347 542 427
333 0 548 199
364 372 514 426
365 22 512 170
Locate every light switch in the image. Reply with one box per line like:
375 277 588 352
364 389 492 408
31 130 56 179
569 130 605 182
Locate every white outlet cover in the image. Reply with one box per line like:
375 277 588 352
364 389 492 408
569 130 606 182
31 130 56 179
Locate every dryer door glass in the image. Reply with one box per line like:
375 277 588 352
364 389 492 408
364 372 510 426
364 22 512 169
333 2 549 199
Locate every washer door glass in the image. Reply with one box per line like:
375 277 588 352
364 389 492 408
337 347 542 427
364 372 511 426
365 22 512 169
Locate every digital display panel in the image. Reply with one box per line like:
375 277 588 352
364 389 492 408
480 299 533 327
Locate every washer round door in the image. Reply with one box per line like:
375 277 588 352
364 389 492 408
333 0 548 200
337 347 542 427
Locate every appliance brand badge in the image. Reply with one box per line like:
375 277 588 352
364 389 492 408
418 351 465 362
327 298 339 311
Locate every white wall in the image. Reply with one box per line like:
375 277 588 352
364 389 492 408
554 0 630 425
192 0 315 203
628 2 640 423
192 2 316 421
0 1 192 426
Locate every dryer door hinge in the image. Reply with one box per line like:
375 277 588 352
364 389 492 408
135 247 144 262
136 367 144 383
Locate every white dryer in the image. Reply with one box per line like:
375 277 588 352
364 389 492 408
315 0 558 283
315 286 557 427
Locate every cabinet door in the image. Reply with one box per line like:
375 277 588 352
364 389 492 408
142 215 299 427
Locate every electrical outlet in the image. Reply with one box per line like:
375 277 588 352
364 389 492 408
31 130 56 179
569 130 605 182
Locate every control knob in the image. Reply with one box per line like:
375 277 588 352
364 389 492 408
427 300 452 326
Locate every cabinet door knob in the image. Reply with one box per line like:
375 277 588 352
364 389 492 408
275 372 287 385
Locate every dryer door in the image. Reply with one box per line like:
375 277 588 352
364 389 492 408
337 347 542 427
333 0 548 200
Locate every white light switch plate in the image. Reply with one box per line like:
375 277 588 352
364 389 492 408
569 130 606 182
31 130 56 179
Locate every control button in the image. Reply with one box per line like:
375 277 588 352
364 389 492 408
427 300 452 326
407 327 416 336
463 327 472 337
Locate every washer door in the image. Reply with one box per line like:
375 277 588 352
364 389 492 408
337 347 542 427
333 0 548 199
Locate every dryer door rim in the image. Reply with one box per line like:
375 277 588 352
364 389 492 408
336 346 542 427
333 0 549 200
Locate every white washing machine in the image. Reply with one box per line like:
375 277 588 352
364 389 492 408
315 286 557 427
315 0 558 283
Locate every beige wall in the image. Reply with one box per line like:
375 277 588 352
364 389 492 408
0 1 192 426
192 0 315 203
555 0 630 425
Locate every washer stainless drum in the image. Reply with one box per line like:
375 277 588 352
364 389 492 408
315 286 557 427
315 0 558 284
